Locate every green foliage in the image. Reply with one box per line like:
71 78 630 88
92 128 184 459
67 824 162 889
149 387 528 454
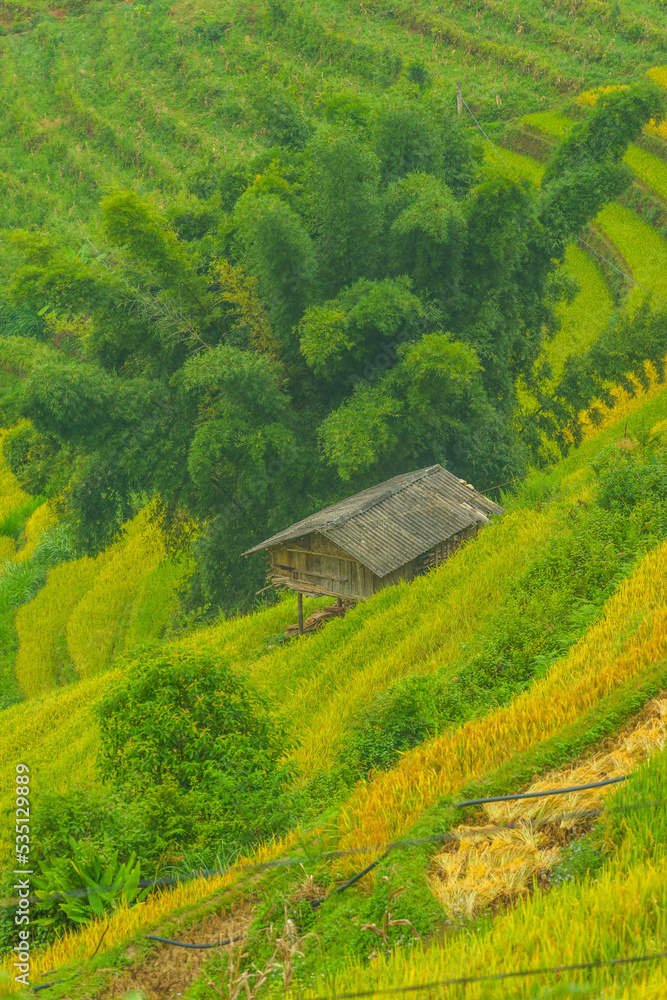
0 17 662 618
543 84 665 187
373 97 482 195
96 647 299 851
383 173 465 295
32 836 149 930
547 829 606 889
2 424 71 498
528 302 667 454
305 128 382 297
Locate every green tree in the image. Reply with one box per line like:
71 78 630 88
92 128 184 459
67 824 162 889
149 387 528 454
96 648 298 849
305 128 382 296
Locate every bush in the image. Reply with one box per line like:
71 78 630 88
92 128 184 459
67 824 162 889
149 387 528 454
32 838 149 932
343 675 447 775
96 648 300 853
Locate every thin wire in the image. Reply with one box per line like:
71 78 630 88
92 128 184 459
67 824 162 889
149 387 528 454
304 949 667 1000
2 776 650 910
460 94 509 168
577 235 667 307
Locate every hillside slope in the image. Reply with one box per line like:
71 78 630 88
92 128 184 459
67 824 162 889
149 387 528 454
3 3 667 998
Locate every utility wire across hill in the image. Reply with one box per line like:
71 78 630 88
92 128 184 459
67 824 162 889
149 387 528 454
4 774 660 911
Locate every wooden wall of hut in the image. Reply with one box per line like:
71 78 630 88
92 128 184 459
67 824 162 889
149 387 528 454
413 523 480 576
269 533 375 600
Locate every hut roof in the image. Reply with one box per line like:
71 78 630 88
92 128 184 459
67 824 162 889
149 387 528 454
242 465 505 578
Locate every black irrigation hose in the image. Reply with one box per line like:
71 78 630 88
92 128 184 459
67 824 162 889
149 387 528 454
143 932 244 949
32 972 83 993
306 949 667 1000
311 850 392 910
1 776 645 912
306 776 632 907
452 773 628 808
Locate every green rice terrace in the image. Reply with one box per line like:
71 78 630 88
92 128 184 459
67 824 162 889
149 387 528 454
2 0 667 996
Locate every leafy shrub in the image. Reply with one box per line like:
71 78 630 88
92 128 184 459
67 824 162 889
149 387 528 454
32 838 149 931
593 442 667 511
27 784 163 869
343 676 447 775
96 648 300 855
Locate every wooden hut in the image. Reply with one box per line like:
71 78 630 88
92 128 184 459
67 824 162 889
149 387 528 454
243 465 504 626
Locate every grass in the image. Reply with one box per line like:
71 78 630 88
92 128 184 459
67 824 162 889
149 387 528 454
625 143 667 204
429 696 666 920
121 554 191 653
595 201 667 308
14 553 111 697
521 109 574 138
482 143 544 185
0 671 118 859
314 802 667 998
65 505 167 679
334 532 667 861
237 505 562 779
2 16 667 998
0 428 29 522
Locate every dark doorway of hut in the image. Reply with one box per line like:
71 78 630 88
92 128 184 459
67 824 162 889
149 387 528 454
284 595 356 638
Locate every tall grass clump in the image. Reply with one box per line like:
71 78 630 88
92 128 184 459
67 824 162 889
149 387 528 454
65 504 168 679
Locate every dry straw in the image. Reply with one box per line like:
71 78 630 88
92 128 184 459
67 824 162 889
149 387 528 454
429 697 667 919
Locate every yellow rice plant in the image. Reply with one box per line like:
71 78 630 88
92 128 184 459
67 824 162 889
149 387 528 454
0 671 118 859
577 84 629 107
517 244 613 421
578 367 667 443
240 506 562 780
482 144 544 186
645 117 667 142
65 504 167 679
429 697 667 920
335 537 667 865
15 552 113 698
647 65 667 89
309 847 667 999
179 591 332 666
122 555 191 652
0 427 30 521
596 202 667 307
14 500 57 561
0 828 303 992
625 144 667 203
0 535 15 561
520 110 573 139
641 67 667 141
